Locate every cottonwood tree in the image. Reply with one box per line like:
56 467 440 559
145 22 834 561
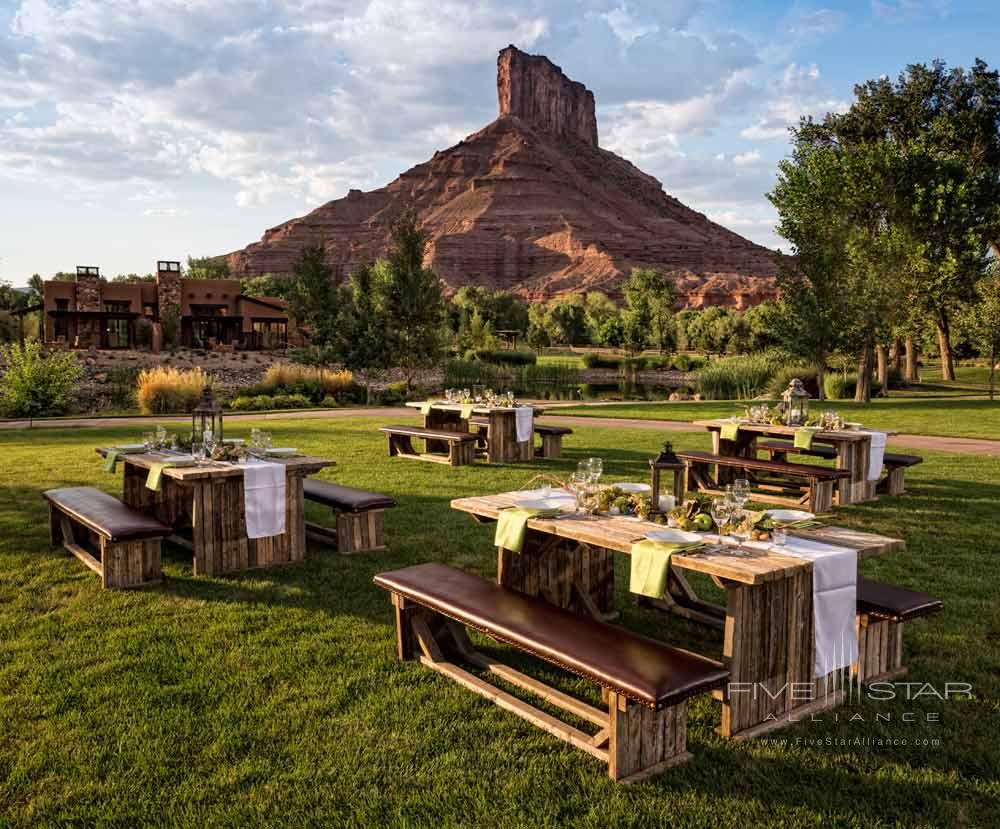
622 267 676 353
288 244 339 347
960 265 1000 399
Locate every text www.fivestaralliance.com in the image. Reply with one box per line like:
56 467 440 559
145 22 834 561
757 736 942 748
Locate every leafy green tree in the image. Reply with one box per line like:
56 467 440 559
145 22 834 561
0 340 84 418
241 274 292 299
288 245 338 347
335 263 389 382
27 274 44 306
185 255 231 280
526 303 553 349
622 268 675 352
595 313 625 348
375 211 447 385
0 281 28 312
548 296 589 345
960 267 1000 398
583 291 618 342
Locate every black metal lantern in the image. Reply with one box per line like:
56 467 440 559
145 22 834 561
649 442 686 515
192 385 223 443
781 378 810 426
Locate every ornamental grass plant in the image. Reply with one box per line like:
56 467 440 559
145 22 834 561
135 366 209 414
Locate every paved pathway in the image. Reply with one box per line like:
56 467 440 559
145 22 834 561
2 407 998 456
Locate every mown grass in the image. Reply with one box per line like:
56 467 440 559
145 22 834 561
552 397 1000 440
0 417 998 827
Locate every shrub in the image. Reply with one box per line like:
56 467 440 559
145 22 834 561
136 366 208 414
107 365 139 410
471 349 537 366
259 363 355 402
767 365 821 399
622 356 647 371
0 341 84 417
672 355 690 371
694 351 789 400
823 374 883 400
160 305 181 350
581 353 622 369
319 395 339 408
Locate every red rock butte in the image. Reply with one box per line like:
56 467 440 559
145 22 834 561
227 45 781 307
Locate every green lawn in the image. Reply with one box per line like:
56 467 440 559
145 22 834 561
553 397 1000 440
1 417 997 827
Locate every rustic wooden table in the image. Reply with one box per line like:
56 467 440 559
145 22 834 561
98 449 334 576
451 490 904 740
693 420 891 505
405 402 545 463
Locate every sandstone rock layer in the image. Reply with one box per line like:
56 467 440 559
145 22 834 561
227 45 780 307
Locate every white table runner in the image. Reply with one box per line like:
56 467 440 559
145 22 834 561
515 407 534 442
243 460 286 539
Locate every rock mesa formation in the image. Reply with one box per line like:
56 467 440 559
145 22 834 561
227 45 780 307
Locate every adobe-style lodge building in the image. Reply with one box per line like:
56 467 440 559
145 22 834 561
42 262 291 350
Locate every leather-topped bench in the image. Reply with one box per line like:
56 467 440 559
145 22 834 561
854 577 943 683
677 449 850 513
303 479 395 553
379 425 477 466
42 486 170 589
757 440 923 496
374 562 728 783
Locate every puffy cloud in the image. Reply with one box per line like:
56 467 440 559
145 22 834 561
740 63 848 140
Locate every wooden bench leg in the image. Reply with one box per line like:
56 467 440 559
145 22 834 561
608 692 693 783
447 440 475 466
538 434 563 459
335 509 386 554
100 537 162 589
809 479 835 513
854 615 906 683
877 466 906 496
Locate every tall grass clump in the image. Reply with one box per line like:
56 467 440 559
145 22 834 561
443 359 581 399
695 350 789 400
256 364 357 403
136 366 208 414
767 364 821 398
469 349 537 366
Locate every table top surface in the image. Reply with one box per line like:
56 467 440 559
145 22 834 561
451 490 903 585
692 419 896 441
406 401 545 415
96 447 334 480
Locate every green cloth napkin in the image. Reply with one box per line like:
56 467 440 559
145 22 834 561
720 421 740 441
146 461 178 492
629 540 704 599
794 427 818 450
460 403 474 420
103 449 121 473
494 507 558 553
419 401 433 416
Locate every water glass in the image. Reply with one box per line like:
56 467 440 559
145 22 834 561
143 431 156 451
155 425 167 448
587 457 603 483
730 509 750 556
203 429 216 458
710 497 731 539
569 472 590 514
772 527 788 546
732 478 750 507
191 441 205 463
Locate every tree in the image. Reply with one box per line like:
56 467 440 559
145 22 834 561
288 245 338 347
27 274 44 306
185 255 231 280
548 296 589 345
335 263 390 387
526 303 553 349
0 340 84 418
960 266 1000 399
242 273 292 299
375 211 447 385
622 268 676 352
827 59 1000 380
583 291 617 342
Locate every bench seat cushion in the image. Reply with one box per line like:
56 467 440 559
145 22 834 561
534 424 573 436
374 563 729 708
857 577 943 621
677 450 850 480
379 425 478 442
303 479 395 512
43 487 171 542
759 441 922 468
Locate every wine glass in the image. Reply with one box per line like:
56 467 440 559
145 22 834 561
729 505 750 556
191 440 205 464
569 472 590 514
155 425 167 449
710 497 731 540
203 429 216 460
587 457 603 484
143 431 156 452
507 390 515 407
732 478 750 508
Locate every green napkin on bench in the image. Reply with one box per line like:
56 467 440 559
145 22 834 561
495 507 558 553
460 403 474 420
146 461 179 492
720 421 741 441
794 427 819 450
629 540 704 599
103 449 122 473
419 401 433 416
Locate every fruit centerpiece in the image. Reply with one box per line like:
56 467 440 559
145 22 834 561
666 494 715 532
595 487 660 521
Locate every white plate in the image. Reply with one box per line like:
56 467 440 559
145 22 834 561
764 509 815 522
514 497 572 511
645 528 704 544
266 447 297 457
114 444 147 452
516 488 574 500
613 482 651 493
223 438 245 446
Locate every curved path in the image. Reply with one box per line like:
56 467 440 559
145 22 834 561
2 407 998 456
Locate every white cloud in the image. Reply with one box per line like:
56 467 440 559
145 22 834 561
740 63 848 140
871 0 951 21
732 150 761 166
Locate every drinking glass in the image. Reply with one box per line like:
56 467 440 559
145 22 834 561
191 441 205 464
507 391 515 407
569 472 590 514
772 527 788 546
261 431 272 451
203 429 216 459
732 478 750 507
155 425 167 448
143 431 156 451
729 507 750 556
710 497 731 539
587 457 603 484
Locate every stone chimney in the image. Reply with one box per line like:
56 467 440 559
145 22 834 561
156 260 182 314
497 45 598 147
74 266 101 311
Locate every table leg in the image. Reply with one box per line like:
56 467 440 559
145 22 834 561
496 532 616 618
718 568 846 740
835 443 856 505
424 409 464 455
487 411 527 464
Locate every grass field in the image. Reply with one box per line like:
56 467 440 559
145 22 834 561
553 397 1000 440
1 416 998 827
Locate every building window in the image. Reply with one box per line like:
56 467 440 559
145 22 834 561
251 320 288 349
143 303 157 319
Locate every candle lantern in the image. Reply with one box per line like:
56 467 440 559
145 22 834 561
781 378 810 427
192 385 224 443
649 442 686 515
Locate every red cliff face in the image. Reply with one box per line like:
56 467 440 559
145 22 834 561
227 46 780 307
497 45 598 147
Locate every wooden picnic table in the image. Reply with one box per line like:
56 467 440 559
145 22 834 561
97 448 333 576
405 402 545 463
451 490 903 740
693 420 895 505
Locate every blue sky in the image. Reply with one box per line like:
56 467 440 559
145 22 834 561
0 0 997 285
